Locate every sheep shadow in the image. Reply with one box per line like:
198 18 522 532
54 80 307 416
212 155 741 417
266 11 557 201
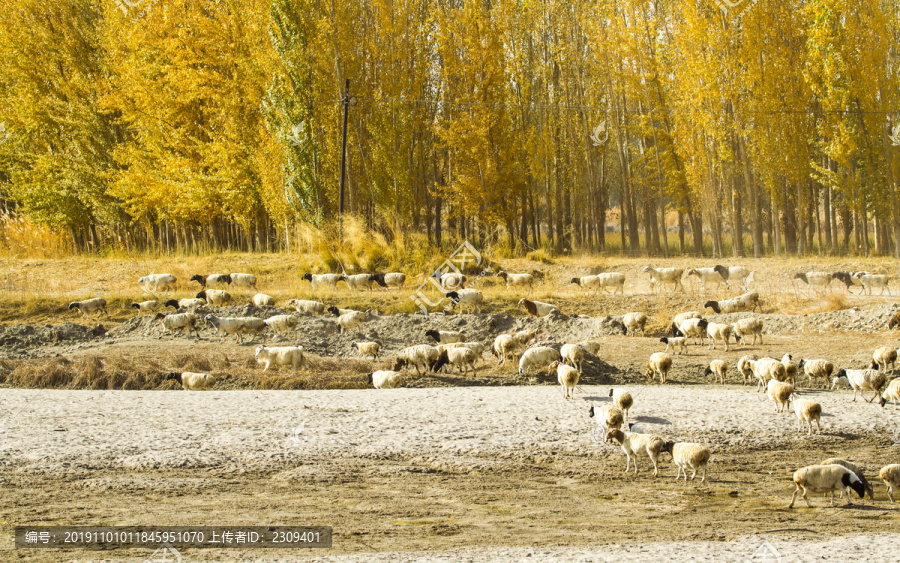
633 415 671 425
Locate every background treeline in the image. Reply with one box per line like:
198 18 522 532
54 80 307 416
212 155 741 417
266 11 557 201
0 0 899 258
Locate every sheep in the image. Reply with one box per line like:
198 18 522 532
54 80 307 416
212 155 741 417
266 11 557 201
336 310 371 334
662 442 710 482
369 272 406 290
131 300 158 314
435 271 467 290
560 343 584 373
204 314 266 344
659 337 688 355
606 428 666 476
164 298 206 310
792 398 822 435
189 274 231 289
139 273 177 293
685 267 726 290
831 375 851 390
286 299 326 316
798 359 834 388
570 274 602 293
438 342 486 362
704 291 760 314
154 312 200 339
673 318 708 345
705 359 727 383
870 346 897 374
340 273 374 291
425 329 465 344
588 405 624 442
609 388 633 420
265 314 299 338
706 322 732 351
326 305 359 317
889 311 900 329
836 368 887 402
196 289 232 307
732 317 763 345
641 265 684 292
498 271 535 293
251 293 276 307
736 354 757 385
622 312 648 337
715 265 751 290
518 346 561 374
229 273 258 290
673 311 703 327
518 298 558 317
549 361 578 399
793 271 833 293
855 273 891 295
646 352 672 383
444 289 484 314
68 298 108 319
831 271 864 294
821 458 875 500
571 273 625 295
492 331 535 365
301 272 341 290
781 353 798 384
432 347 478 376
879 378 900 409
788 464 866 508
879 464 900 502
166 371 215 391
393 344 441 375
367 370 402 389
351 341 380 360
766 379 795 413
578 340 601 356
750 358 786 391
255 345 308 371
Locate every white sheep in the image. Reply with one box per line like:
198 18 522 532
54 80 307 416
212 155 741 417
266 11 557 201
498 271 534 293
301 272 341 289
879 378 900 409
368 370 402 389
336 310 371 334
252 293 276 307
286 299 326 315
492 331 535 364
139 273 177 293
265 314 299 337
704 292 760 314
444 289 484 314
578 340 601 356
767 379 794 413
154 312 200 339
751 358 786 392
855 273 891 295
781 353 798 384
673 318 708 345
439 342 486 361
736 354 757 385
326 306 359 317
351 341 380 360
705 359 727 383
196 289 231 307
166 371 215 390
871 346 897 374
130 300 158 314
732 317 763 345
609 388 633 419
432 347 478 376
685 267 726 290
229 273 258 290
659 337 688 355
549 360 579 399
518 298 558 317
425 329 464 344
68 298 108 319
606 428 666 476
204 314 266 344
879 464 900 503
588 405 624 442
821 458 875 500
164 298 206 310
571 273 625 294
642 265 684 292
255 345 308 371
340 273 374 291
518 346 561 374
370 273 406 290
706 322 732 351
793 398 822 435
646 352 672 383
716 265 751 290
831 375 851 391
662 442 711 482
798 358 834 389
836 368 887 402
393 344 441 375
623 312 649 337
190 273 231 288
788 464 866 508
673 311 703 326
793 271 833 293
560 343 584 373
437 272 467 290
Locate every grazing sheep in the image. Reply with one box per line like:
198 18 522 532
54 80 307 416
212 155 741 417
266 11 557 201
425 329 465 344
705 359 727 383
432 347 478 377
715 265 751 290
889 311 900 329
855 273 891 295
781 354 798 384
131 300 158 314
229 273 258 290
492 331 535 365
336 310 372 334
732 317 763 345
301 272 340 290
340 273 374 291
255 345 308 371
879 378 900 409
793 398 822 435
444 289 484 314
798 358 834 389
549 361 579 399
622 312 649 337
367 370 403 389
433 271 466 290
196 289 232 307
154 312 201 339
704 291 760 314
265 314 299 338
393 345 441 375
879 464 900 502
673 311 703 327
190 274 231 289
369 272 406 290
646 352 673 383
871 346 897 374
251 293 276 307
166 371 215 390
518 346 561 374
578 340 601 356
606 428 666 476
139 273 177 293
662 442 711 482
642 266 684 292
705 322 732 351
351 341 380 360
589 405 624 442
609 388 633 420
286 299 326 316
821 458 875 500
673 318 709 345
751 358 786 392
498 271 535 293
788 464 866 508
831 375 851 391
204 314 266 344
767 380 795 413
836 368 887 402
164 298 206 310
736 354 758 385
686 267 726 290
560 343 585 373
68 298 108 319
451 342 486 358
659 337 688 355
518 298 558 317
793 271 834 293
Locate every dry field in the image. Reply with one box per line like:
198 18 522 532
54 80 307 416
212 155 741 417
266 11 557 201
1 254 900 561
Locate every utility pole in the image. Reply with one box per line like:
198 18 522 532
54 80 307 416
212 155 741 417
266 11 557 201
338 79 356 243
